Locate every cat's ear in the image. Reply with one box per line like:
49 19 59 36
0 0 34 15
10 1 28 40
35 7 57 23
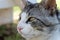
40 0 57 15
41 0 56 9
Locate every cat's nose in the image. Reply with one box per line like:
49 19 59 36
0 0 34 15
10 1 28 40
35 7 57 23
17 27 23 31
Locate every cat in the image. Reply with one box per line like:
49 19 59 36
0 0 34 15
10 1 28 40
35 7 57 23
17 0 60 40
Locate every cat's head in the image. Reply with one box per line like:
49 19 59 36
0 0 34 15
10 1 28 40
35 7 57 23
17 0 60 39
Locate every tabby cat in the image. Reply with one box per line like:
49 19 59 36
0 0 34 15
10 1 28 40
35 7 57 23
17 0 60 40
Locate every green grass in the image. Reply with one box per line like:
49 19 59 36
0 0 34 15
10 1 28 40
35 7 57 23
4 33 25 40
0 23 25 40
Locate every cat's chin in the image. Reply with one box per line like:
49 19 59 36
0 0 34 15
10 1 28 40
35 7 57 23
21 32 51 40
19 29 42 39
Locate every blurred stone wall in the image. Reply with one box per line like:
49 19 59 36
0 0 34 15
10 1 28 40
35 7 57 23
0 8 13 25
0 0 26 25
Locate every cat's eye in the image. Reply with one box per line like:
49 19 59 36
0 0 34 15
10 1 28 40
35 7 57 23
29 17 36 21
26 17 36 23
28 17 37 22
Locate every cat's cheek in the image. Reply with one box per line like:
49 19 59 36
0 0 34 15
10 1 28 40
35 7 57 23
21 27 33 34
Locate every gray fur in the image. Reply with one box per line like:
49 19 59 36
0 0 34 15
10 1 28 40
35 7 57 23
22 3 60 32
17 1 60 40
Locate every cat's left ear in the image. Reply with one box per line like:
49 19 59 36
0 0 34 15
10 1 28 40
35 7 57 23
40 0 57 15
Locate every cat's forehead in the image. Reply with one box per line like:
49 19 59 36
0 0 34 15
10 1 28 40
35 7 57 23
28 5 50 17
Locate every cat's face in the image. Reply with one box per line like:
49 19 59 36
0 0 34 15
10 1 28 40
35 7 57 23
17 4 60 39
17 0 60 39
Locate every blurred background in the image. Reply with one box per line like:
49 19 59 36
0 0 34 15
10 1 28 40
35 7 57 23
0 0 60 40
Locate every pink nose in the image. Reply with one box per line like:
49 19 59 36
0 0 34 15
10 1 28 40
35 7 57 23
17 27 23 31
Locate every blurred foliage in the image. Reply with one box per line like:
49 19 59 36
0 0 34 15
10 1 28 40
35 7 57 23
13 6 21 12
0 23 25 40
